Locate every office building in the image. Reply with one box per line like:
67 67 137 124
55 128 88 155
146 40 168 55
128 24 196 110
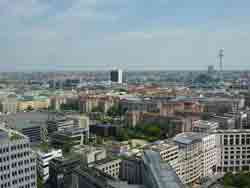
4 112 49 144
36 149 62 182
214 129 250 173
141 150 185 188
72 145 106 165
192 120 219 133
51 126 89 148
173 132 216 184
110 69 123 84
72 166 144 188
47 116 75 134
90 158 122 178
49 157 80 188
145 140 179 174
0 127 37 188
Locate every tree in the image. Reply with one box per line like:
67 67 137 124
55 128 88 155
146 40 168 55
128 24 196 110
26 105 34 111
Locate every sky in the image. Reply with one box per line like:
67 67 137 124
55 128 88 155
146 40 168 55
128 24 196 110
0 0 250 71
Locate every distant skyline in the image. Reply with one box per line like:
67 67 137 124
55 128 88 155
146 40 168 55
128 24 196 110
1 0 250 71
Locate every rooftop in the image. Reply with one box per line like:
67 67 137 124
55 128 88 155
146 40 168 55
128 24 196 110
143 150 185 188
173 132 208 145
4 112 49 129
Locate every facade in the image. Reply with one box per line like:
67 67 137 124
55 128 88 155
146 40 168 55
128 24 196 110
145 140 179 174
17 96 50 111
5 112 49 144
1 94 18 114
51 126 89 148
141 150 185 188
36 149 62 182
214 129 250 173
72 145 106 165
47 117 75 134
173 132 216 184
0 128 37 188
120 157 143 185
91 158 122 179
49 157 80 188
192 120 219 133
110 69 123 84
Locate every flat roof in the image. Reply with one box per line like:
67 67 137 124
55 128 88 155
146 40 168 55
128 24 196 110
173 132 208 145
4 112 49 129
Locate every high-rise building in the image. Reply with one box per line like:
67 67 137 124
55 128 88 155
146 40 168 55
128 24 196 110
110 69 123 84
0 127 37 188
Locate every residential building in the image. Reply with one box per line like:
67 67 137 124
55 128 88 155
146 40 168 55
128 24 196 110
0 127 37 188
1 94 18 114
36 149 62 182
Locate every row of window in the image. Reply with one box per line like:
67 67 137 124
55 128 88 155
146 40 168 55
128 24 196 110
11 144 29 151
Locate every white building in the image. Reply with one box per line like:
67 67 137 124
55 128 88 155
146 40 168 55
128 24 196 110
145 140 179 174
0 127 37 188
73 145 106 164
192 120 219 133
213 129 250 173
173 132 216 184
36 148 62 182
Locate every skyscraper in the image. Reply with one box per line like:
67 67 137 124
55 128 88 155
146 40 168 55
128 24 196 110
110 69 123 84
0 127 37 188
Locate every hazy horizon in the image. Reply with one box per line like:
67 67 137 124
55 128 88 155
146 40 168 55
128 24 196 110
1 0 250 71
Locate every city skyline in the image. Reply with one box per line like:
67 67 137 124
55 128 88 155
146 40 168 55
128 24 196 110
1 0 250 71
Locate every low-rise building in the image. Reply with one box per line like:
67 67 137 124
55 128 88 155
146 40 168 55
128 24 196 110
51 126 89 148
192 120 219 133
36 148 62 182
90 158 122 179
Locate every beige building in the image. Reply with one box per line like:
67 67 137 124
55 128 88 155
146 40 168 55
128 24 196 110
91 158 122 178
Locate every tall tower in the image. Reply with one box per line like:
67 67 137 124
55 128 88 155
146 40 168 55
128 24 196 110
218 49 224 82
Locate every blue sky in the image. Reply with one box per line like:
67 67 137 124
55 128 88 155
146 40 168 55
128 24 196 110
0 0 250 71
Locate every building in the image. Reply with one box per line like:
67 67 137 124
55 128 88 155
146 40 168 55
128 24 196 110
192 120 219 133
47 116 75 135
145 140 179 174
120 157 143 185
90 158 122 179
0 127 37 188
173 132 216 184
36 148 62 182
90 124 118 137
1 94 18 114
17 95 50 111
213 129 250 173
141 150 185 188
49 156 80 188
51 126 89 148
4 112 49 144
72 145 106 165
110 69 123 84
72 166 144 188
